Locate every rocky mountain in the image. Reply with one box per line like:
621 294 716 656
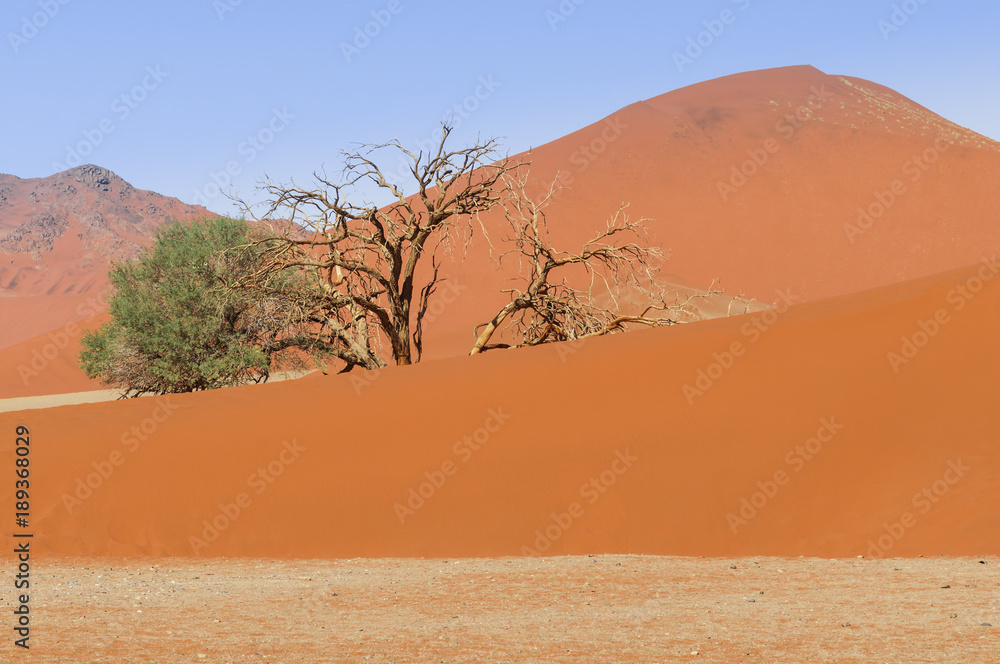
0 165 213 349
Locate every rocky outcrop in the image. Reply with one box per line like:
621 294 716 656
0 164 213 266
0 212 69 256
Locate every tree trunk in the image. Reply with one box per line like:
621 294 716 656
470 301 520 355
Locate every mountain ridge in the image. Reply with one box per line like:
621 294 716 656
0 164 214 348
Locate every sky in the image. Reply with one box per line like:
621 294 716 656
1 0 997 215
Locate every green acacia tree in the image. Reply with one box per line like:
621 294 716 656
79 216 323 397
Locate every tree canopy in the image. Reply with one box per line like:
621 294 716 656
79 216 319 397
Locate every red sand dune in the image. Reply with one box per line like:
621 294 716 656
0 292 106 366
529 64 1000 303
1 66 997 561
0 313 107 400
417 65 1000 360
3 258 998 558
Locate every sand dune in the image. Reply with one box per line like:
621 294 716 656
3 258 997 559
406 65 1000 360
0 312 107 400
2 66 998 562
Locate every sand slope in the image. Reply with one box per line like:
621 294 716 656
0 312 107 400
402 65 1000 360
2 258 997 558
515 65 1000 304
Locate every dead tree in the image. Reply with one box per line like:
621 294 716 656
471 171 714 354
234 125 519 370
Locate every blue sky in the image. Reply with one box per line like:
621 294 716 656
2 0 997 214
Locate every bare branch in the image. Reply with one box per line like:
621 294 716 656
472 171 717 355
232 126 523 369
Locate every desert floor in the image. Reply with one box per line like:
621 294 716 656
5 555 997 663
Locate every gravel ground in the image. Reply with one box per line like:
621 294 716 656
3 555 997 663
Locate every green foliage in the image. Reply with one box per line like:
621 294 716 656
80 217 313 396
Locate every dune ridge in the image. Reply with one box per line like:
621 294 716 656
402 65 1000 360
3 257 997 559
